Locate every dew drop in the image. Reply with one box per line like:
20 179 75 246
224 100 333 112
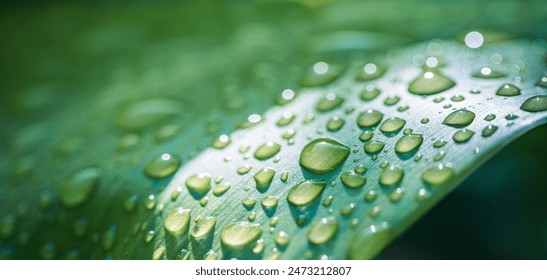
287 180 326 207
213 183 231 196
359 131 374 142
102 224 117 251
242 198 257 209
253 168 276 190
421 164 455 186
326 116 345 131
520 95 547 112
211 135 231 149
237 165 253 175
355 164 367 174
357 109 384 128
316 93 344 112
276 111 296 127
124 194 138 212
505 114 519 120
364 141 385 154
176 249 190 260
280 172 289 182
115 98 182 131
59 167 101 208
254 142 281 160
442 109 475 128
395 134 423 154
484 114 496 121
450 95 465 102
144 153 180 179
472 67 506 78
496 84 521 97
299 138 350 175
274 231 291 247
383 96 401 106
482 125 498 137
355 63 386 81
452 129 475 143
537 76 547 88
186 173 211 194
408 71 455 95
360 85 381 101
420 118 430 124
364 190 378 202
340 171 366 189
379 165 404 186
307 217 339 245
190 216 216 240
261 196 279 209
301 62 343 87
379 117 406 134
164 208 191 237
220 222 263 249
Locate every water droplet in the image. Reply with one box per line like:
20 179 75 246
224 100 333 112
164 208 191 237
408 71 455 95
326 115 345 132
340 171 366 189
211 135 231 149
186 173 211 194
395 134 423 154
176 248 190 260
450 95 465 102
348 222 394 259
484 114 496 121
355 165 367 174
434 150 446 161
204 250 218 260
117 133 140 150
357 109 384 128
360 85 381 101
237 165 253 175
482 125 498 137
316 93 344 112
379 165 404 186
299 138 350 175
340 203 356 216
322 195 334 207
433 140 447 148
252 239 265 254
254 142 281 160
537 76 547 88
383 96 401 106
260 196 279 209
379 117 406 134
123 194 138 212
420 118 430 124
0 214 16 238
364 141 385 154
213 183 231 196
301 61 343 87
282 129 296 140
199 197 209 207
280 172 289 182
433 97 445 103
274 231 291 247
276 89 297 105
415 188 432 201
307 217 338 245
115 98 183 131
421 164 455 186
59 167 101 208
253 168 276 190
389 188 405 202
152 246 165 260
520 95 547 112
270 217 279 227
102 224 117 251
191 216 216 240
355 63 386 81
496 84 521 96
287 180 326 207
472 67 506 78
144 153 180 179
442 109 475 128
364 190 378 202
453 129 475 143
359 131 374 142
505 114 519 120
397 105 410 112
242 198 257 209
220 222 263 249
276 111 296 127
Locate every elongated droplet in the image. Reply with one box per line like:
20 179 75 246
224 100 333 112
213 183 231 196
537 76 547 88
299 138 350 175
144 153 180 179
340 171 366 189
482 125 498 137
102 224 117 251
191 216 216 240
115 98 182 131
472 67 506 79
379 165 404 186
164 208 191 237
359 131 374 142
355 63 386 81
357 109 384 128
484 114 496 121
383 96 400 106
287 180 326 207
276 111 296 127
442 109 475 128
301 62 343 87
220 222 263 249
364 141 385 154
408 71 455 95
421 164 455 186
254 142 281 160
253 168 276 190
453 129 475 143
307 217 339 245
348 222 394 259
59 167 101 208
326 116 345 131
185 173 211 194
211 135 231 149
360 85 381 101
496 84 521 96
395 134 423 154
520 95 547 112
379 117 406 133
316 93 344 112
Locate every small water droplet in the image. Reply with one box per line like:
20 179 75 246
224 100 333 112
415 188 432 201
369 206 381 218
379 117 406 134
213 183 231 196
115 98 183 131
359 131 374 142
395 134 423 154
301 61 343 87
482 125 498 137
357 109 384 128
242 198 257 209
452 129 475 143
340 203 356 216
124 195 138 212
408 71 455 95
186 173 211 194
420 118 430 124
364 140 385 154
433 97 445 103
389 188 405 202
276 89 297 105
276 111 296 127
152 246 165 260
237 165 253 175
355 164 367 174
340 170 366 189
102 224 117 251
220 222 263 249
260 196 279 210
254 142 281 160
287 180 326 207
505 114 519 120
316 93 345 112
211 135 231 149
364 190 378 202
191 216 216 240
450 95 465 102
204 250 218 260
383 96 401 106
176 248 190 260
144 153 180 179
322 195 334 207
379 165 404 186
253 168 276 190
356 63 386 81
442 109 475 128
484 114 496 121
307 217 339 245
421 163 455 186
520 95 547 112
164 207 191 237
299 138 350 175
360 85 381 101
496 84 521 96
274 231 291 247
59 167 101 208
472 67 506 78
280 172 289 182
326 115 346 131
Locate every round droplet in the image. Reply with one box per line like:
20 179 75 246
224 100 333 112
144 153 180 179
254 142 281 160
520 95 547 112
379 117 406 133
360 85 381 101
191 216 216 240
115 98 183 131
340 171 366 189
505 114 518 120
307 217 339 245
355 63 386 81
379 165 404 186
220 222 263 249
59 167 101 208
472 67 506 78
357 109 384 128
299 138 350 175
301 62 343 87
442 109 475 128
316 93 344 112
253 168 276 190
364 141 385 154
482 125 498 137
185 173 211 194
326 116 345 132
395 134 423 154
496 84 521 96
408 71 455 95
452 129 475 143
211 135 231 149
260 196 279 209
359 131 374 142
421 164 455 186
274 231 291 247
164 208 191 237
287 180 326 207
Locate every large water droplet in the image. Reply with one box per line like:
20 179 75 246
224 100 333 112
191 216 216 240
379 117 406 134
340 171 366 189
102 224 117 251
287 180 326 207
496 84 521 96
164 208 191 237
144 153 180 179
299 138 350 175
520 95 547 112
186 173 211 194
253 168 276 190
254 142 281 160
260 196 279 209
59 167 101 208
395 134 423 154
379 165 404 186
408 71 455 95
357 109 384 128
220 222 263 249
364 141 385 154
421 164 455 186
442 109 475 128
452 129 475 143
307 217 339 245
